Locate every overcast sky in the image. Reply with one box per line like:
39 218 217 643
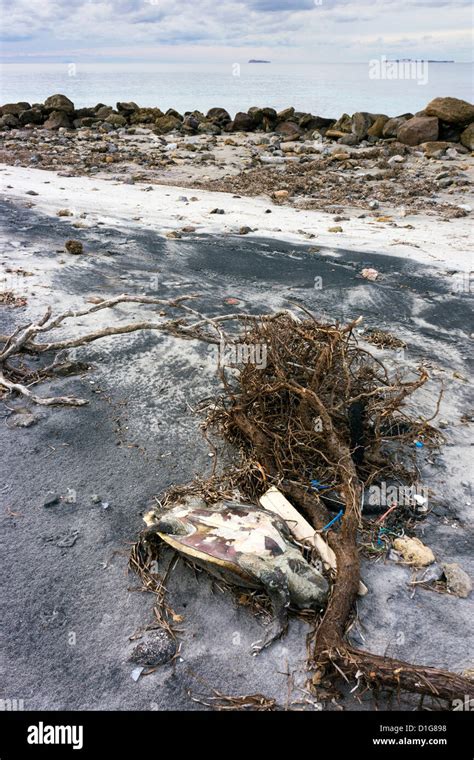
1 0 472 63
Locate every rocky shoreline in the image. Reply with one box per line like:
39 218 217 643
1 94 473 215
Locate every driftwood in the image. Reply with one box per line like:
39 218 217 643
1 294 472 705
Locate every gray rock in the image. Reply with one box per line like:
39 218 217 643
43 492 59 508
44 110 72 130
339 134 359 146
231 112 255 132
129 629 177 667
351 111 373 140
116 101 138 114
382 116 408 138
0 102 30 116
206 107 231 124
397 116 439 146
425 97 474 125
95 106 113 119
460 123 474 151
18 109 44 126
105 113 127 128
0 113 19 128
44 94 75 113
442 563 472 598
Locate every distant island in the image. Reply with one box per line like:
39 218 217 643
388 58 454 63
248 59 271 64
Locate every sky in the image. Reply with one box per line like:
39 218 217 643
0 0 473 63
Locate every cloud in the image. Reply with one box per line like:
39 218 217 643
0 0 472 61
245 0 316 11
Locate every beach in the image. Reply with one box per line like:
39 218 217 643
0 92 473 712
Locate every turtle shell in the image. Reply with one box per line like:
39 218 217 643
157 502 291 583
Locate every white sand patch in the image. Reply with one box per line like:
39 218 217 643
1 164 472 272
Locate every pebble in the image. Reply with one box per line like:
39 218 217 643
442 563 472 598
361 267 379 281
129 629 177 667
43 492 59 508
10 410 37 428
65 239 84 255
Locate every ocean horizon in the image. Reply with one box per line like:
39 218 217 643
1 61 472 118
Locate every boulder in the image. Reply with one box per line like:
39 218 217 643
0 102 30 116
0 113 19 128
197 120 220 135
248 107 276 129
421 141 452 157
339 133 359 146
332 113 352 133
154 114 182 134
351 111 373 140
130 107 164 124
43 110 72 129
460 122 474 151
367 114 388 138
425 97 474 125
382 116 408 138
164 108 181 121
277 106 295 121
325 129 348 139
275 120 302 141
182 114 200 133
299 113 334 131
95 105 113 119
206 107 231 124
230 112 255 132
437 121 462 142
73 117 95 128
116 101 138 114
105 113 127 127
44 94 75 113
397 116 439 146
18 108 44 126
75 107 96 119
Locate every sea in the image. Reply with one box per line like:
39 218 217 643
0 62 472 118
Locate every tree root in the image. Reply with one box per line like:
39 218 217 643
2 294 470 705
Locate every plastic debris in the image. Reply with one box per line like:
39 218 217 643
310 479 331 491
322 509 344 532
131 667 144 682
